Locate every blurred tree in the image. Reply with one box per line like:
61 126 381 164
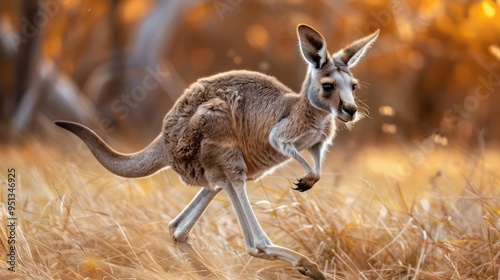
0 0 498 147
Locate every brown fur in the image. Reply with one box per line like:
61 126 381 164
55 25 379 280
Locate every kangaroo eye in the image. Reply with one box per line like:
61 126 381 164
322 83 336 91
352 84 357 91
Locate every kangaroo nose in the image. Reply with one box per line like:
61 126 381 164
342 103 357 117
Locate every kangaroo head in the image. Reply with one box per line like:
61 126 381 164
297 24 379 122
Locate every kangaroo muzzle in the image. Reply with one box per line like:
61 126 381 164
337 100 357 122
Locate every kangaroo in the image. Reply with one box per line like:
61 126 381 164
55 24 379 279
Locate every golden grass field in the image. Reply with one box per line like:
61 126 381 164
1 134 499 279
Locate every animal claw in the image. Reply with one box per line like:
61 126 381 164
293 178 312 192
293 174 321 192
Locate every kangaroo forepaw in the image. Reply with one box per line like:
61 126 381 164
293 179 312 192
296 261 326 280
293 174 319 192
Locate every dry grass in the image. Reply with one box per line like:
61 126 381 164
1 137 499 279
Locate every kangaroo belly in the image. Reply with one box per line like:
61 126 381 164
242 145 289 180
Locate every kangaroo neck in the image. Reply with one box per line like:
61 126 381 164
297 72 331 122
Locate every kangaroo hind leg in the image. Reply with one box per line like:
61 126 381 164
201 144 325 280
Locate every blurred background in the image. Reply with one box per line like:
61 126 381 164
0 0 499 149
0 2 499 278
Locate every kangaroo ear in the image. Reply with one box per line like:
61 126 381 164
335 29 380 68
297 24 329 69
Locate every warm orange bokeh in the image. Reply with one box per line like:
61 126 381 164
0 0 499 147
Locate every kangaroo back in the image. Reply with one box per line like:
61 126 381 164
55 121 168 178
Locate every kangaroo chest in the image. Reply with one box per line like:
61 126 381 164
244 117 335 180
292 114 335 147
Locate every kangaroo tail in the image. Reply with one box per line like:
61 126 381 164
55 121 168 178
